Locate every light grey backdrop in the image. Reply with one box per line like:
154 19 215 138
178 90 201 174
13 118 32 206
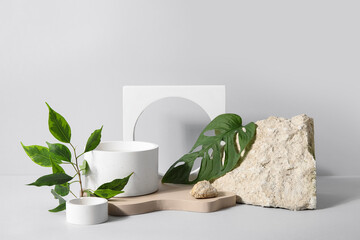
1 0 359 176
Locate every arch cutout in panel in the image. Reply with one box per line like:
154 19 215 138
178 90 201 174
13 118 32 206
123 85 226 141
123 85 226 175
134 97 212 175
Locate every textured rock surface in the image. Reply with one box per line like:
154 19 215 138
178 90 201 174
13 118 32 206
190 180 218 199
212 114 316 210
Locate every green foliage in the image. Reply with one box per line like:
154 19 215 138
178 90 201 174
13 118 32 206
49 203 66 212
95 172 133 192
84 126 103 153
162 114 257 184
46 102 71 143
51 160 69 196
47 142 71 162
94 173 133 199
22 102 132 212
80 160 89 175
28 173 73 187
51 160 65 173
54 184 70 197
21 143 60 167
93 189 124 199
49 189 66 212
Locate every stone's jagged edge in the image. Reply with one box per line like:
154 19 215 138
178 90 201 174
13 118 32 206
212 114 317 211
304 115 316 210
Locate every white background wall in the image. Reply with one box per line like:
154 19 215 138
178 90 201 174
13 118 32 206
1 0 359 176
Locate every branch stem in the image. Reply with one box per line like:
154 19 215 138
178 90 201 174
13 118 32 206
69 190 77 198
69 143 84 197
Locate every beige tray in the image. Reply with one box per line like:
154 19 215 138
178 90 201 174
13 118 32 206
108 183 236 216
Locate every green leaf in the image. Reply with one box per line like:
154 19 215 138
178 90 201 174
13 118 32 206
80 160 89 175
94 173 133 199
46 102 71 143
49 203 66 212
46 142 71 162
50 160 69 196
21 143 61 167
28 173 73 187
162 114 257 184
93 189 124 199
84 126 103 153
96 173 133 192
51 189 66 204
51 160 65 173
54 183 69 196
49 189 66 212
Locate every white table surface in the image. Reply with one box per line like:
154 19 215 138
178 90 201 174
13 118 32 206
1 176 359 240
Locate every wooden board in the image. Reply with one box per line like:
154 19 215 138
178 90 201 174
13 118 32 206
108 183 236 216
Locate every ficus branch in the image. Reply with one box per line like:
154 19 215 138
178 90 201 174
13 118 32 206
23 103 131 212
69 143 84 197
69 190 77 198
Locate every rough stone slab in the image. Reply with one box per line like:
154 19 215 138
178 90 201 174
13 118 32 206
212 114 316 210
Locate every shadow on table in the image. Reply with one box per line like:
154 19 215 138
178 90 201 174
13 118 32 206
107 215 130 222
317 177 360 209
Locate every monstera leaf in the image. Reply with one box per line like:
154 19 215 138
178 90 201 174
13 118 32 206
162 114 256 184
